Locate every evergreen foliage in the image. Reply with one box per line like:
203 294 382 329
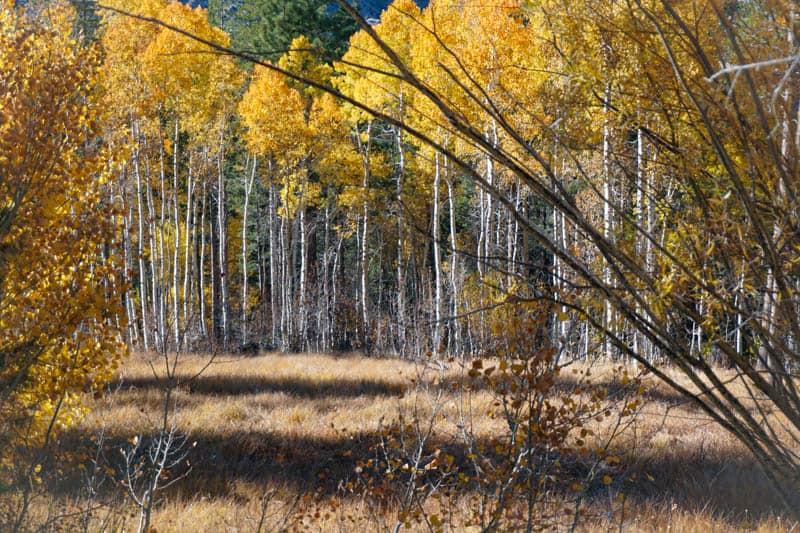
210 0 357 60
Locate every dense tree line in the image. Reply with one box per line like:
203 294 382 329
102 0 540 357
96 0 799 370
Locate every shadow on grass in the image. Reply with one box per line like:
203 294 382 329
616 446 797 520
52 419 794 524
43 364 793 526
448 361 691 408
53 426 411 501
114 374 407 399
553 373 691 408
117 360 688 408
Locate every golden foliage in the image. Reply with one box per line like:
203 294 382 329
0 3 126 450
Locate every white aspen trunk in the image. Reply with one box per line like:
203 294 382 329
321 196 330 351
157 135 168 350
477 186 485 277
559 151 570 347
355 122 373 354
486 120 498 267
645 151 657 362
360 189 369 354
395 122 406 356
208 181 217 346
189 174 199 337
216 127 229 350
447 169 459 356
298 173 308 351
241 155 257 346
759 29 794 381
119 163 138 346
144 140 161 352
584 321 590 362
268 179 279 348
633 123 644 359
331 233 342 348
280 167 292 350
507 180 517 282
182 157 194 347
132 122 150 351
198 180 208 340
432 151 443 353
280 198 287 350
559 196 568 345
552 135 565 348
172 121 181 350
602 86 613 360
635 127 644 256
477 122 499 351
156 134 168 351
125 192 139 345
255 215 265 342
494 205 502 266
484 154 493 269
764 20 796 377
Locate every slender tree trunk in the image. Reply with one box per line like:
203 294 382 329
395 122 406 356
432 151 443 353
268 179 279 348
356 122 372 354
216 125 229 350
447 171 459 356
132 121 150 351
172 120 181 350
198 180 208 341
298 174 308 351
633 123 644 358
144 139 161 352
119 163 138 346
241 154 257 346
210 179 220 346
182 157 194 348
280 167 293 350
477 181 485 277
602 85 613 360
644 150 657 362
552 134 567 349
321 195 331 351
157 133 167 351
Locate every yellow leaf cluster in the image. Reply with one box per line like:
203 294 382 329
0 2 126 453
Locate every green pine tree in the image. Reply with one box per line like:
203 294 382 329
210 0 358 61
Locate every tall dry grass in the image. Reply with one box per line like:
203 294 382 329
10 351 797 531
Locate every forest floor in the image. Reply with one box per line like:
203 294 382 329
21 352 796 531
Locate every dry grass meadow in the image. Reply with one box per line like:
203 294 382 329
17 351 798 532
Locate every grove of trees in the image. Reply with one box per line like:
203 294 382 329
1 0 798 517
